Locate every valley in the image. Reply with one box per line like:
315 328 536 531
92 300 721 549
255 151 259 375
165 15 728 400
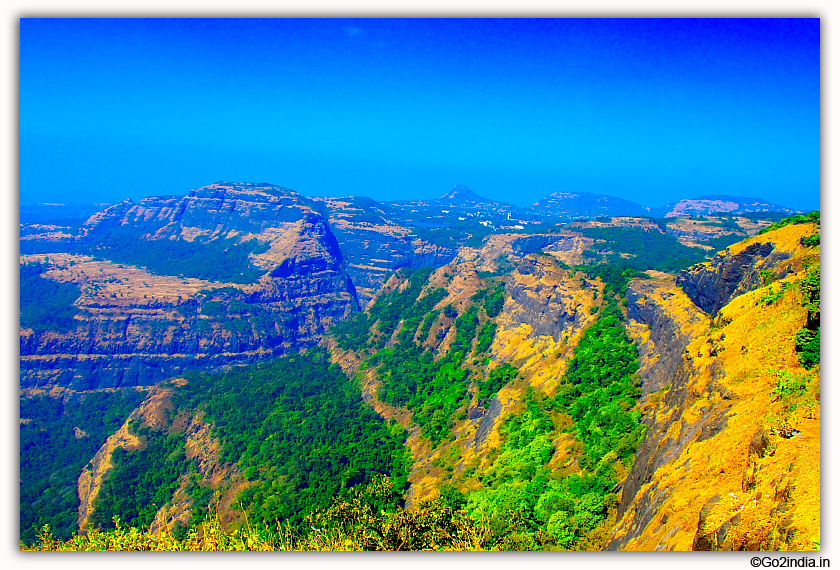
19 183 820 551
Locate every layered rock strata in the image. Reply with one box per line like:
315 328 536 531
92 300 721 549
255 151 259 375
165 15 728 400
21 183 358 389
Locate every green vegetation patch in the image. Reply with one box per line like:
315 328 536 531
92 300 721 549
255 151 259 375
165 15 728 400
795 263 820 370
578 227 708 274
174 348 410 531
474 321 498 355
367 269 492 444
475 363 517 404
705 233 747 252
20 262 82 333
770 370 811 402
331 312 373 351
83 232 269 283
572 262 647 296
759 210 820 235
551 298 644 472
466 298 645 550
367 268 446 345
20 389 146 544
466 389 619 550
374 344 471 446
473 281 506 318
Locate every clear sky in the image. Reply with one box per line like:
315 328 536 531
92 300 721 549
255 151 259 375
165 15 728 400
20 18 820 210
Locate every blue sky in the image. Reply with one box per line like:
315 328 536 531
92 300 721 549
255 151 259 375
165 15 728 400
20 18 820 210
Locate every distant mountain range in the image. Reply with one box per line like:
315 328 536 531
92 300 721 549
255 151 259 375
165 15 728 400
20 185 803 231
526 190 799 219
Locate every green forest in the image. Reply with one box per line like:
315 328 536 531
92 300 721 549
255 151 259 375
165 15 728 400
80 351 412 538
578 226 709 273
20 389 147 544
82 232 269 283
175 349 410 530
20 262 82 333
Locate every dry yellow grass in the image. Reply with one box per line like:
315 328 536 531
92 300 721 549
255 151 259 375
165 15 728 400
611 223 820 551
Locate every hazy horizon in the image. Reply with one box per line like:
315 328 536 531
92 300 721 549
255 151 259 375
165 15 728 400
18 181 815 213
21 18 820 211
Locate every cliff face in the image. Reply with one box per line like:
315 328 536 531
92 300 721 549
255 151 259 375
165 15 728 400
472 253 602 446
21 182 358 389
609 222 820 551
313 196 457 307
624 277 706 397
501 254 599 343
80 182 315 243
675 229 804 316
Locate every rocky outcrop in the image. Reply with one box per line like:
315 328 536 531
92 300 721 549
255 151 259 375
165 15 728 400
625 278 704 397
675 226 812 316
665 225 740 243
677 242 785 316
508 233 582 256
502 254 598 342
21 183 360 389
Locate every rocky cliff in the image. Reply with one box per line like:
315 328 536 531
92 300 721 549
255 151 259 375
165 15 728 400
501 254 600 343
21 182 359 389
675 227 803 316
609 222 820 550
80 182 316 242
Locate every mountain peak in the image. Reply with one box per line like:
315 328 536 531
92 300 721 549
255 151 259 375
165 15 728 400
438 185 488 204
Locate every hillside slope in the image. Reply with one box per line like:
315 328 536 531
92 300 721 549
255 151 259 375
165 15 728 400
609 221 820 550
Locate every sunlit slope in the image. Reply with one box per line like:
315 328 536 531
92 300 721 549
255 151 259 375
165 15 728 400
330 254 605 502
328 248 648 549
610 221 820 550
